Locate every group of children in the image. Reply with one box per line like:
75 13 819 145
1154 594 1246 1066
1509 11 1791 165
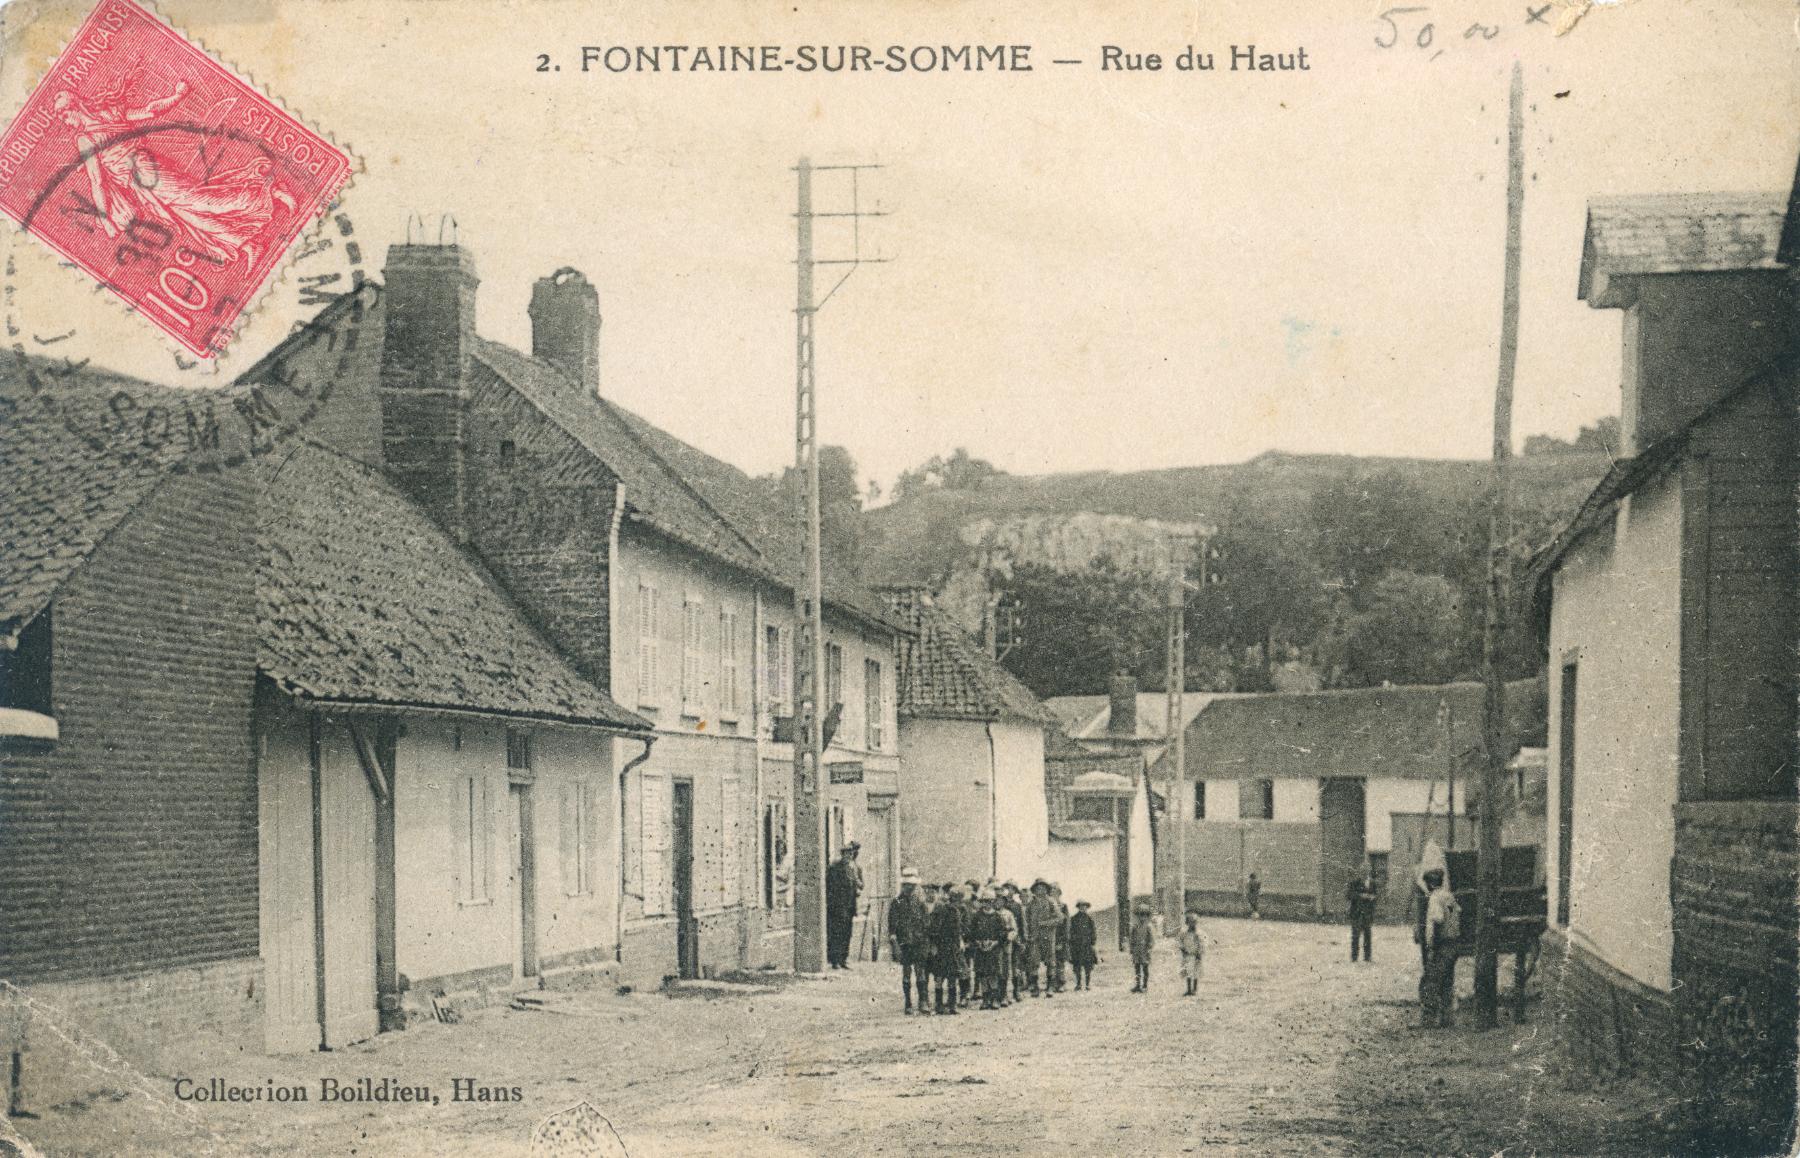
888 871 1213 1013
887 873 1100 1013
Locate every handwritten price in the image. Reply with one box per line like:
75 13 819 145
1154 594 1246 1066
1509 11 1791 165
1374 5 1556 61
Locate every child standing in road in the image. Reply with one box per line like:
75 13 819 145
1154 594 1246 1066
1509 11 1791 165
1067 900 1098 990
1179 910 1205 997
1128 901 1155 993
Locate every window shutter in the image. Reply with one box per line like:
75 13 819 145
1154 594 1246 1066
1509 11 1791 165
560 782 576 895
721 774 741 907
641 772 668 915
580 777 597 895
478 775 493 900
450 775 470 901
637 583 658 706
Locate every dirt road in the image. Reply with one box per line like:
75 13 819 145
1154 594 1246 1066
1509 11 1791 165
13 918 1677 1156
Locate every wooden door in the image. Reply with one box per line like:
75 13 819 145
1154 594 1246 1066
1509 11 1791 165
319 725 379 1048
1317 778 1367 919
259 716 318 1053
672 780 697 980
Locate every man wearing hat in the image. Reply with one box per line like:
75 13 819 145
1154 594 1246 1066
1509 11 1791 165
887 868 931 1013
825 842 863 970
969 889 1009 1010
928 884 965 1014
1418 866 1460 1028
1024 878 1062 997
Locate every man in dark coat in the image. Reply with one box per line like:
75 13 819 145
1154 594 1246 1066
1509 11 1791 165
928 883 966 1014
1347 867 1378 963
1023 879 1061 997
825 842 863 969
1067 900 1099 989
969 891 1009 1010
887 868 931 1012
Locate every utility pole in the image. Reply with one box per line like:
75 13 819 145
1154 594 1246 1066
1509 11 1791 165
790 157 887 974
1446 698 1456 849
1163 528 1217 927
1474 62 1525 1029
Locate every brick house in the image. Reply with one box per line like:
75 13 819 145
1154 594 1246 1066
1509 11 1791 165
1526 191 1797 1151
1151 680 1544 920
1 365 262 1060
245 242 907 987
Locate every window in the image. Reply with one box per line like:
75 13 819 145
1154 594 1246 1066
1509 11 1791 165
1241 778 1274 821
636 581 660 707
505 727 532 772
497 439 516 470
455 774 493 903
763 624 786 711
1557 662 1577 927
762 797 790 909
1193 780 1206 820
825 642 844 710
864 658 884 750
721 774 742 905
641 772 669 915
1070 796 1114 822
0 610 53 719
719 608 741 715
681 597 704 708
561 781 593 895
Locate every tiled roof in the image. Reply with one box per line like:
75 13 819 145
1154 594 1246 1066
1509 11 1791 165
880 588 1058 725
258 443 649 731
0 360 194 635
1166 679 1546 782
1579 192 1788 307
1045 691 1237 743
472 339 767 576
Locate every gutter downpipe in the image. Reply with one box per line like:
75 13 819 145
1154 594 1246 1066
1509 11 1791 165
986 720 998 879
617 734 656 966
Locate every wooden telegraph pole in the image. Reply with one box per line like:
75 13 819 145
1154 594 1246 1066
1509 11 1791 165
790 158 886 973
1474 63 1525 1029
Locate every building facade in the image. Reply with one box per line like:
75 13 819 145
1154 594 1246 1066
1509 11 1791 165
1530 191 1798 1152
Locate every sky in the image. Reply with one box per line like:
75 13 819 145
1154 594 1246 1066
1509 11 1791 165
4 0 1796 496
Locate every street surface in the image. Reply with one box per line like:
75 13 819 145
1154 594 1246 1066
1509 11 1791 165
13 919 1679 1156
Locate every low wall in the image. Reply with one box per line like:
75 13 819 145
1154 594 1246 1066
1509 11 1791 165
1541 928 1676 1078
1669 801 1798 1155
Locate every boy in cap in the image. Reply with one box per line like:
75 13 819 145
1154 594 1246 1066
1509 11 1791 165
887 868 931 1014
928 883 965 1014
1067 900 1098 989
969 890 1009 1010
1179 910 1206 997
1129 900 1156 993
1024 879 1061 997
1002 883 1028 1002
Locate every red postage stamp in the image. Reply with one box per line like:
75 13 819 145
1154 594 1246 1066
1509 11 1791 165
0 0 352 358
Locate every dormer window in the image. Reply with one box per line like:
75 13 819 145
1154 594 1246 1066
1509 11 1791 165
0 610 57 743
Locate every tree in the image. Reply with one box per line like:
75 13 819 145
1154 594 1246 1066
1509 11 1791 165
1333 569 1470 687
755 444 867 571
995 557 1166 699
1199 526 1330 689
892 447 1002 501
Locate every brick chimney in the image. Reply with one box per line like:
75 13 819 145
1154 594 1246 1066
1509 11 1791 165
1107 672 1138 738
529 268 600 395
380 242 478 541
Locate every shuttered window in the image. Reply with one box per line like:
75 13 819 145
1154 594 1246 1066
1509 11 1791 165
561 780 593 896
453 774 493 903
721 774 741 906
763 624 784 712
641 772 669 915
636 581 660 708
682 598 704 708
864 657 884 751
719 607 741 715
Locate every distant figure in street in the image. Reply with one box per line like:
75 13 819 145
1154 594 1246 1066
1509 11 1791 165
1067 900 1099 990
1245 871 1263 920
825 842 862 969
1052 885 1071 992
1179 910 1206 997
1024 879 1061 997
888 867 931 1013
970 890 1009 1010
1129 901 1155 992
928 883 965 1014
1347 868 1379 963
1418 867 1460 1028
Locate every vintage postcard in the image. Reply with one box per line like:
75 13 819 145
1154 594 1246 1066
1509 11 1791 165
0 1 1794 1155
